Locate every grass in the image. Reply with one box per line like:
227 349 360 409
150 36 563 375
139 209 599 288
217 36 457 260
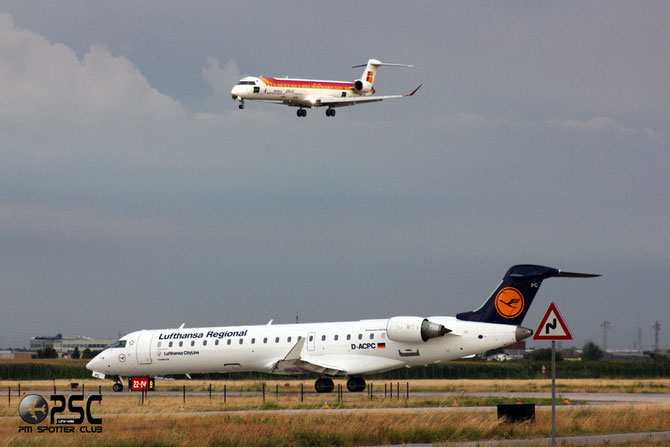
0 392 567 417
1 405 669 447
2 378 667 446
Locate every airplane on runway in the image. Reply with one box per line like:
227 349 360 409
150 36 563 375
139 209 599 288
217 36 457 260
230 58 421 117
86 265 598 393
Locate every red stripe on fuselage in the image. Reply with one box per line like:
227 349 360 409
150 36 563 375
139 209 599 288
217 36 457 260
261 77 354 89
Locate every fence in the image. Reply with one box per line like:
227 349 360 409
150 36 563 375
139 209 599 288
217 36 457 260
2 360 670 381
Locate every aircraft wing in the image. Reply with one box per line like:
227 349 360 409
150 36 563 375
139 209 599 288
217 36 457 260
270 337 346 375
317 84 422 108
270 337 407 376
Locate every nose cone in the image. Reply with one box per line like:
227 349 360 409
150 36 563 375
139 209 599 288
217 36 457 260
231 85 243 97
86 352 105 371
515 326 533 342
85 358 97 371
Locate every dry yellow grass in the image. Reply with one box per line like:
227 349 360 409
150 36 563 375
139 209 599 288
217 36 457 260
0 393 565 418
1 405 669 447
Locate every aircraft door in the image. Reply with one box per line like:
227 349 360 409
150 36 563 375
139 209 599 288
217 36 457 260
307 332 315 351
136 330 154 364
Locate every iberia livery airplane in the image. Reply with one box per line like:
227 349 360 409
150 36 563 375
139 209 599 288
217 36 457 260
230 58 421 117
87 265 598 393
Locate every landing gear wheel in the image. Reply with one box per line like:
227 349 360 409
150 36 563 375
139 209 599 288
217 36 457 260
297 109 306 117
238 104 244 110
326 108 336 117
346 376 366 392
113 382 123 392
315 377 334 393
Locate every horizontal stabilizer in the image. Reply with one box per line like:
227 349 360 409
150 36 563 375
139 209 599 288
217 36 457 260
556 270 601 278
352 62 414 68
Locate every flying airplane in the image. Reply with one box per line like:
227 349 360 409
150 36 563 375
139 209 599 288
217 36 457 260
230 58 421 117
86 265 598 393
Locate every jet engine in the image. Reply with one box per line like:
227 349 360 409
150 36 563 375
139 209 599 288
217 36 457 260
354 80 373 93
386 316 450 343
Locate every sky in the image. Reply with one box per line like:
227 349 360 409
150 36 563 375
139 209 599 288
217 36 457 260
0 1 668 351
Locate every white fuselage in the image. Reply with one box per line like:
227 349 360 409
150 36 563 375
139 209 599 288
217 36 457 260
230 76 371 108
86 317 520 378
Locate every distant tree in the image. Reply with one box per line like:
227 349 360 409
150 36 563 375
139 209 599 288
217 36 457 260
82 349 102 359
71 347 80 359
645 351 670 362
34 346 59 359
531 348 563 362
582 342 604 361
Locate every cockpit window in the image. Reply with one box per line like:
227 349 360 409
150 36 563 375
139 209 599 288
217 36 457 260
238 80 255 85
110 340 126 348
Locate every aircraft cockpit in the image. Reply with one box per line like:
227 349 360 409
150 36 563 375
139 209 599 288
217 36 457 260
109 339 126 349
231 78 261 108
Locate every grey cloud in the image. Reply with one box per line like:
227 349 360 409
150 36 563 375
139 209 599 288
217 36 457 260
0 5 668 350
547 116 657 140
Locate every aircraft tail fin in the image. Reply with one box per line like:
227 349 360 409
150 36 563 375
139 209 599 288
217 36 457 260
456 265 599 326
352 59 413 87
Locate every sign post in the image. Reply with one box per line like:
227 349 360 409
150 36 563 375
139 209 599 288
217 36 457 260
533 302 572 445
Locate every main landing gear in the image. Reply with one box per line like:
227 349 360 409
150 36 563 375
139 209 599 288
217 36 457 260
325 108 336 117
297 108 307 117
346 376 366 392
314 377 334 393
314 376 367 393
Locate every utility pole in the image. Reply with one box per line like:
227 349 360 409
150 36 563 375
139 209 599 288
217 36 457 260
637 326 642 351
601 320 610 351
653 321 661 352
296 312 299 324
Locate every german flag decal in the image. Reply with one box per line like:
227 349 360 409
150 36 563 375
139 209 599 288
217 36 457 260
377 343 386 348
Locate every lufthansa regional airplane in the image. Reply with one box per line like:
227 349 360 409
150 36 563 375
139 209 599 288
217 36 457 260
230 58 421 117
87 265 598 393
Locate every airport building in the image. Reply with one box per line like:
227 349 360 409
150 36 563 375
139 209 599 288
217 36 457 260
29 334 115 357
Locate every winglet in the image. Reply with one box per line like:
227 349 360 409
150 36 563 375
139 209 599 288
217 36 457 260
405 84 422 96
283 336 306 361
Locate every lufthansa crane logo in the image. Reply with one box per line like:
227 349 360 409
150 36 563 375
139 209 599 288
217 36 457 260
494 287 524 319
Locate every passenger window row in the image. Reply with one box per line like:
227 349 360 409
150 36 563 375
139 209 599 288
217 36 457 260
156 332 386 348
